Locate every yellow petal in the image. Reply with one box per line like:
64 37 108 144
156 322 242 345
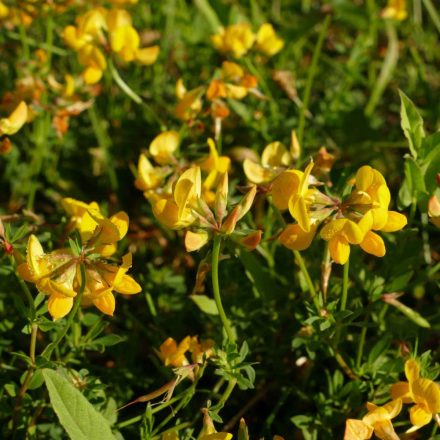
152 198 180 228
405 359 420 383
225 83 248 100
200 433 233 440
110 211 129 240
93 292 115 316
185 230 209 252
87 210 121 244
243 159 275 184
355 166 375 191
271 170 301 210
27 234 45 277
83 66 103 84
261 141 290 167
149 131 179 165
288 195 310 232
0 101 28 135
329 236 350 265
344 419 373 440
134 154 164 191
409 403 432 429
381 211 407 232
279 223 317 251
382 399 402 419
390 382 412 404
174 167 201 218
360 231 386 257
136 45 160 65
320 219 346 240
17 262 34 282
373 419 399 440
48 294 74 320
256 23 284 57
342 220 364 244
114 274 142 294
412 378 440 414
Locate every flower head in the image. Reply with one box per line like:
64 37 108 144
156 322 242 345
18 200 141 319
391 359 440 432
344 399 402 440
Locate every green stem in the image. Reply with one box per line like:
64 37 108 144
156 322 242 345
108 60 165 129
12 323 38 432
293 250 321 312
422 0 440 34
356 319 368 369
212 235 236 344
340 257 350 311
297 14 331 149
45 14 54 70
41 264 86 360
210 379 237 412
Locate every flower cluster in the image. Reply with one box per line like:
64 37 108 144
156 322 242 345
18 198 141 319
345 359 440 438
176 61 261 122
156 336 214 368
63 7 159 84
135 136 259 251
264 162 407 264
211 22 284 58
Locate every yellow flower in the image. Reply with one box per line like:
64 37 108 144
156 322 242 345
255 23 284 56
0 101 28 136
211 23 255 58
320 218 364 265
175 80 203 121
18 206 141 319
279 223 318 251
149 130 179 166
156 336 191 367
189 336 214 363
391 359 440 432
134 154 166 194
344 399 402 440
382 0 407 21
199 138 231 203
244 141 292 184
271 161 315 232
106 9 159 65
153 167 202 229
78 44 107 84
200 408 233 439
18 235 77 320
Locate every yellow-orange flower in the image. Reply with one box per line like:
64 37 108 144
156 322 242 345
211 23 255 58
255 23 284 56
382 0 407 21
271 161 315 232
18 203 141 319
344 399 402 440
0 101 28 136
391 359 440 432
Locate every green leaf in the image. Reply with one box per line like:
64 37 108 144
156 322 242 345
193 0 221 32
399 90 425 159
190 295 219 315
42 369 117 440
385 298 430 328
